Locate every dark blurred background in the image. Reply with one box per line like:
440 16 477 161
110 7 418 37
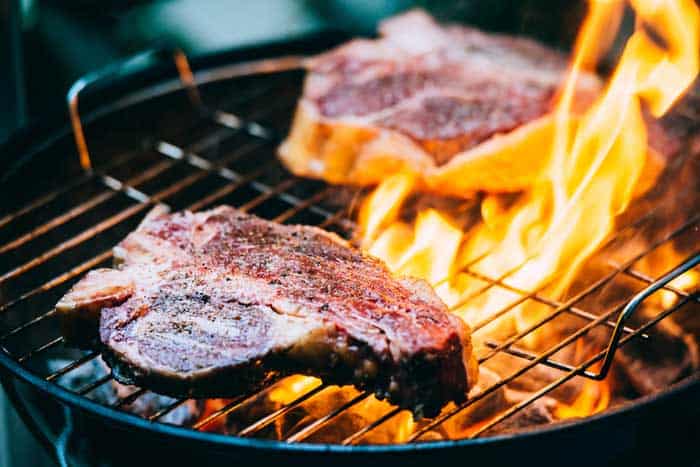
0 1 585 465
0 0 587 145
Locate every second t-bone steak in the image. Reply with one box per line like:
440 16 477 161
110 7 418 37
279 9 603 197
56 205 477 416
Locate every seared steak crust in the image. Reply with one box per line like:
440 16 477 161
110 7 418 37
57 206 477 415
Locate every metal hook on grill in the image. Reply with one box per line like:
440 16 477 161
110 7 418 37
591 251 700 380
66 47 201 172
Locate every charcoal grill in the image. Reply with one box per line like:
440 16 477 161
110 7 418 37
0 34 699 467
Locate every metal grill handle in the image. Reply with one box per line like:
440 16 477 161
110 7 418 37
593 251 700 380
66 47 200 171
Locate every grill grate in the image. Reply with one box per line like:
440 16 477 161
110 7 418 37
1 53 699 446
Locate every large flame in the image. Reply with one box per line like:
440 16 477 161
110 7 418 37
358 0 699 422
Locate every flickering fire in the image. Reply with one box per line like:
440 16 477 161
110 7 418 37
661 270 700 308
358 0 699 425
554 340 610 419
554 377 610 419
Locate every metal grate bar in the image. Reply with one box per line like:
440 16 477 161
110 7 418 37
0 249 112 315
271 187 334 224
0 250 112 341
450 199 680 338
77 374 112 396
340 338 595 446
184 159 276 211
483 341 594 377
155 139 341 225
317 207 355 232
157 137 343 224
0 178 90 229
618 266 700 302
210 76 300 134
0 152 168 256
191 377 281 430
213 110 275 140
191 397 249 430
0 150 143 231
340 407 404 445
171 143 344 227
1 138 277 356
406 222 699 441
284 392 372 443
464 269 645 338
148 398 191 422
236 383 326 437
467 280 552 332
17 337 62 363
251 182 338 224
0 191 117 255
476 216 699 369
238 178 300 212
45 351 100 382
113 388 148 409
446 259 535 311
1 201 155 286
470 292 697 438
0 308 57 342
430 250 495 292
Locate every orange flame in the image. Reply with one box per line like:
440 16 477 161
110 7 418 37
358 0 699 421
554 340 611 419
661 269 700 308
555 377 611 419
638 243 700 308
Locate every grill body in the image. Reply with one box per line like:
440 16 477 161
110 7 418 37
2 363 699 466
0 35 699 466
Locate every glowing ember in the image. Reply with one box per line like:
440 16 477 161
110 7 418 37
358 0 700 423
